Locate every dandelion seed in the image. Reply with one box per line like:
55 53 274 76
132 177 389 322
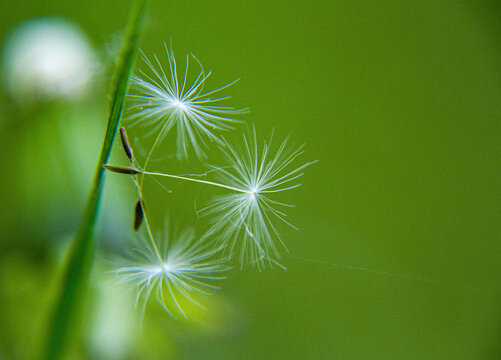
119 126 134 162
133 199 144 231
116 226 229 318
127 44 248 160
103 164 140 175
200 127 317 268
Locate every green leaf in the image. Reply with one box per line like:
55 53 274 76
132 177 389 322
41 1 148 359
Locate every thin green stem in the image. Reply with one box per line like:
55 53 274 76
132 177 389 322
140 112 175 187
131 175 163 261
41 2 147 359
141 170 248 193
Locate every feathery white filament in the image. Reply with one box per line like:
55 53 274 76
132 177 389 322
200 128 317 268
127 45 248 159
116 227 229 318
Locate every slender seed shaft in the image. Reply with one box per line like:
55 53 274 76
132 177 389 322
140 170 248 193
132 174 163 261
140 112 175 187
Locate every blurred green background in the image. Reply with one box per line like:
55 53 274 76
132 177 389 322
1 0 500 359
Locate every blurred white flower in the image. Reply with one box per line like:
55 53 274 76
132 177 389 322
127 45 248 159
116 226 229 318
201 128 317 268
2 17 97 102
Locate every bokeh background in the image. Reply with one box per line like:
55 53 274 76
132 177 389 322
1 0 500 359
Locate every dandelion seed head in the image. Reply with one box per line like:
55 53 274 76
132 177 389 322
172 99 186 111
200 127 316 269
116 226 229 319
162 262 174 273
127 45 248 159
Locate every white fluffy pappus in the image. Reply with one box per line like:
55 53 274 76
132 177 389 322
200 128 317 269
127 45 248 160
115 226 229 319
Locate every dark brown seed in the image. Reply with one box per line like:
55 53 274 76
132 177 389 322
103 164 140 175
134 199 145 231
119 127 134 162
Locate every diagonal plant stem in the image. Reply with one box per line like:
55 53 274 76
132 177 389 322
41 1 148 359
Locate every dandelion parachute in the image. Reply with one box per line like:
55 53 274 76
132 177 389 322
200 128 317 268
116 226 229 318
127 45 248 159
